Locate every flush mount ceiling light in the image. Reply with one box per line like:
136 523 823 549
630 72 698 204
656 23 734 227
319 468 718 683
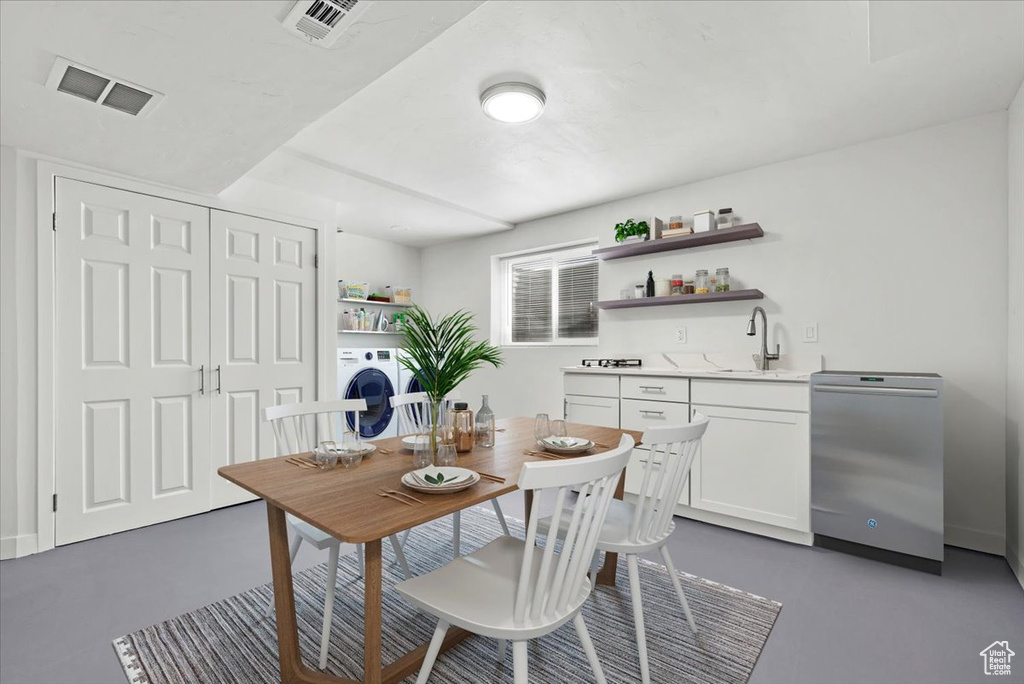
480 82 546 124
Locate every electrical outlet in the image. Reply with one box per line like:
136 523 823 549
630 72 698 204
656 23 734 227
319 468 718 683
802 322 818 343
675 327 687 344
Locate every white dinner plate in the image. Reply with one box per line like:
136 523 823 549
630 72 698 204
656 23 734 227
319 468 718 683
539 437 594 455
401 435 431 451
401 467 479 495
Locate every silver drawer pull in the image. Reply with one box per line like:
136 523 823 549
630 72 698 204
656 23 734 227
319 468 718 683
638 385 664 391
639 410 664 416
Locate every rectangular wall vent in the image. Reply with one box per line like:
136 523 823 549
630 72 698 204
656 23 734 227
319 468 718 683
46 57 163 118
282 0 373 48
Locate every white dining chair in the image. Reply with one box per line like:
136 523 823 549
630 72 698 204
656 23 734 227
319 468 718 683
390 392 510 558
538 415 710 684
396 434 635 684
262 399 412 670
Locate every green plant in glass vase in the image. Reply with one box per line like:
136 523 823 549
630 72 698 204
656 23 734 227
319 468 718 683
399 308 503 453
614 218 651 243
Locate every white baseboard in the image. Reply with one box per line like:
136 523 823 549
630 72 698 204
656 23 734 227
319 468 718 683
1007 541 1024 592
0 533 39 560
944 524 1005 556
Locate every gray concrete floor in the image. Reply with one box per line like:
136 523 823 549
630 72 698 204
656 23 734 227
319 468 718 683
1 496 1022 684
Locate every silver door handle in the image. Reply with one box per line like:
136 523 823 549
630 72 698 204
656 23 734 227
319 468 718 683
639 386 664 391
639 410 664 416
216 365 222 395
813 384 938 398
199 365 204 395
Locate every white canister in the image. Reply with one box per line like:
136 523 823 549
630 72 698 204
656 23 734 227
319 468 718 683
654 278 671 297
694 210 716 232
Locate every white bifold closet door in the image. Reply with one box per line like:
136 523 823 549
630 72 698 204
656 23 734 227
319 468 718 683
54 181 318 544
55 178 212 545
209 210 317 509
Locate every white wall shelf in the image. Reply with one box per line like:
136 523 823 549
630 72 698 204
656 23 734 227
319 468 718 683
338 298 414 308
337 329 402 335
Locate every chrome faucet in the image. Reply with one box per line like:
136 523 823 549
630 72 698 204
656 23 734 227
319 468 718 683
746 306 780 371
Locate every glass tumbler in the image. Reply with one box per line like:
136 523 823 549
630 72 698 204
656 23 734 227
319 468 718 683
340 431 362 468
550 420 567 438
314 440 339 471
435 443 458 467
534 413 550 443
412 428 433 469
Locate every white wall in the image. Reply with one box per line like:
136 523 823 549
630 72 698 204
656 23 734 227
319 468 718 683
421 112 1010 554
0 147 43 558
1007 80 1024 586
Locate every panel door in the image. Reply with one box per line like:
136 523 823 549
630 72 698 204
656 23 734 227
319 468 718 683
564 395 619 428
209 210 317 508
690 404 810 532
55 178 211 545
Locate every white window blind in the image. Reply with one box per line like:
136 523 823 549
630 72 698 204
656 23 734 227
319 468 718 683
500 244 599 346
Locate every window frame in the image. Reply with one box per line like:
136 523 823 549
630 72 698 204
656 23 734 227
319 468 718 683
493 240 600 348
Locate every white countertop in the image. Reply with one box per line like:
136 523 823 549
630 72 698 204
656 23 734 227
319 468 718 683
561 352 822 383
561 365 811 383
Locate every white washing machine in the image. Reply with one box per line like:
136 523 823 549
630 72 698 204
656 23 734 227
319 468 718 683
338 348 399 439
396 348 425 395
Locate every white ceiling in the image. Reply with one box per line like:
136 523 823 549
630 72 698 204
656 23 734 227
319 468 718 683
238 0 1023 245
2 1 1021 246
0 0 484 193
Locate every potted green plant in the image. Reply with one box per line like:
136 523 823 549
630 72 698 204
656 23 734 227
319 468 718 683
399 307 503 452
614 218 651 243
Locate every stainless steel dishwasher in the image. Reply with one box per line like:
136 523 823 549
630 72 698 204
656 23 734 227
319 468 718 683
810 371 943 574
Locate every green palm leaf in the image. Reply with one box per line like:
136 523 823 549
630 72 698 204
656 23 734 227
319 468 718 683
398 307 503 403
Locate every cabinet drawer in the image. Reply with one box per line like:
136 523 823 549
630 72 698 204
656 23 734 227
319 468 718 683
564 395 619 429
690 379 808 412
620 398 690 438
621 375 689 403
564 373 618 399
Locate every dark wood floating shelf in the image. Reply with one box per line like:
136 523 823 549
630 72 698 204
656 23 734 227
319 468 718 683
592 222 764 260
597 289 765 309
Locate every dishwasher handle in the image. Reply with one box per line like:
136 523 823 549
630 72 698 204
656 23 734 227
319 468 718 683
813 384 938 398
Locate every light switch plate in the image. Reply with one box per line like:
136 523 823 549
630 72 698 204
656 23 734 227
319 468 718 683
802 322 818 343
675 327 687 344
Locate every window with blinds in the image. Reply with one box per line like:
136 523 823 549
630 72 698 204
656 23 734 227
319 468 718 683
501 244 599 346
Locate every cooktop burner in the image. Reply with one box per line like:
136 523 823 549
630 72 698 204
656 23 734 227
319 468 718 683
581 358 642 368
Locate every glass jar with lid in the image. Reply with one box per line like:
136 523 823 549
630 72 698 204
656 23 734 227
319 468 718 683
695 269 710 294
715 267 730 292
452 402 475 453
670 274 684 295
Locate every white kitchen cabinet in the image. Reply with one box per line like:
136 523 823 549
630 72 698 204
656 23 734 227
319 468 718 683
564 394 620 428
689 404 809 532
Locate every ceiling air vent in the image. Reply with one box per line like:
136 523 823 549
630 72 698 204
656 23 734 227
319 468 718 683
46 57 163 118
281 0 374 48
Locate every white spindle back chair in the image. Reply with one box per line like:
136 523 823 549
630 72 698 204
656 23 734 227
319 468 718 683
627 417 708 549
540 414 710 684
264 399 364 455
261 399 411 670
388 391 511 556
390 391 430 435
397 434 635 684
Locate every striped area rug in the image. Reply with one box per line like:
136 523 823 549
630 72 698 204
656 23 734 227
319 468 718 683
113 510 781 683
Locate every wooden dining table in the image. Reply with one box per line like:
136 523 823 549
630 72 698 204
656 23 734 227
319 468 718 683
218 416 643 684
